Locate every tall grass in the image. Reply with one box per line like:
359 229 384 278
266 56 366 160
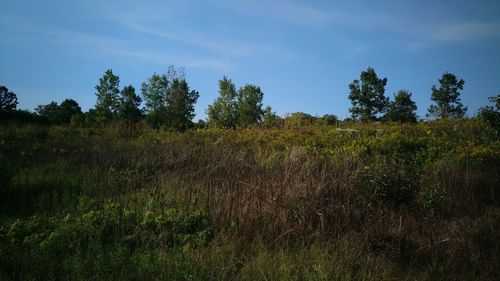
0 120 499 280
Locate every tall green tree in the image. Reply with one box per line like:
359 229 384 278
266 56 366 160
385 90 418 123
237 84 264 126
118 85 143 122
207 76 239 128
95 69 120 123
59 99 82 123
427 72 467 119
0 86 18 111
35 99 82 124
141 66 185 113
141 73 169 128
141 66 185 128
35 102 60 123
141 73 169 113
165 79 199 131
348 67 389 122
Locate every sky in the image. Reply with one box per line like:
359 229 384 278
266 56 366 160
1 0 499 120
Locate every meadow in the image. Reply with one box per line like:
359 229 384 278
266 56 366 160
0 119 499 280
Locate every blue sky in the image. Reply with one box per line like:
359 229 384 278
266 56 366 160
1 0 499 120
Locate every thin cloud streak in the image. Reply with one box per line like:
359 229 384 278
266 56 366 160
220 0 332 27
120 20 265 57
0 15 233 72
405 20 500 51
109 12 296 60
432 20 500 42
115 49 234 72
221 1 500 53
52 29 234 71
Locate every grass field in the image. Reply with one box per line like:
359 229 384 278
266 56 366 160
1 120 499 280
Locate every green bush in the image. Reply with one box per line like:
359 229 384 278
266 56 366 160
0 200 213 280
356 157 421 208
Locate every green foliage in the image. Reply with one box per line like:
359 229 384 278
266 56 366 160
0 109 44 124
70 113 85 127
208 78 269 128
477 94 500 132
141 67 196 130
36 99 82 124
0 162 95 216
0 203 213 280
385 90 418 123
282 112 338 127
207 76 239 128
141 66 184 115
237 84 264 126
83 108 99 126
145 108 169 129
262 106 281 124
60 99 82 123
489 93 500 109
419 183 446 216
356 157 420 208
283 112 315 126
94 69 120 123
0 120 499 280
427 72 467 119
118 85 143 122
141 72 169 113
165 79 200 131
320 114 338 125
0 85 18 111
35 101 59 122
348 67 389 122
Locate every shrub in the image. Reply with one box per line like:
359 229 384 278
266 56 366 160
356 157 420 208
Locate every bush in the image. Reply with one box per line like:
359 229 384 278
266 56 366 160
356 157 421 208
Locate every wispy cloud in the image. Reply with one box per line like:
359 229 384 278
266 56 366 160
96 2 500 58
84 0 296 60
219 0 332 27
115 49 234 71
45 29 126 53
115 17 291 59
405 20 500 51
52 29 234 71
0 14 234 72
432 20 500 42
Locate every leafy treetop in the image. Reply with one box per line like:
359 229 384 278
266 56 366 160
0 86 18 111
348 67 389 122
427 72 467 119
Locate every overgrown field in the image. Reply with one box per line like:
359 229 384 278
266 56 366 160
1 120 499 280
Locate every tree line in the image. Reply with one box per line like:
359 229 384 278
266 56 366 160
1 66 499 130
347 67 472 123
